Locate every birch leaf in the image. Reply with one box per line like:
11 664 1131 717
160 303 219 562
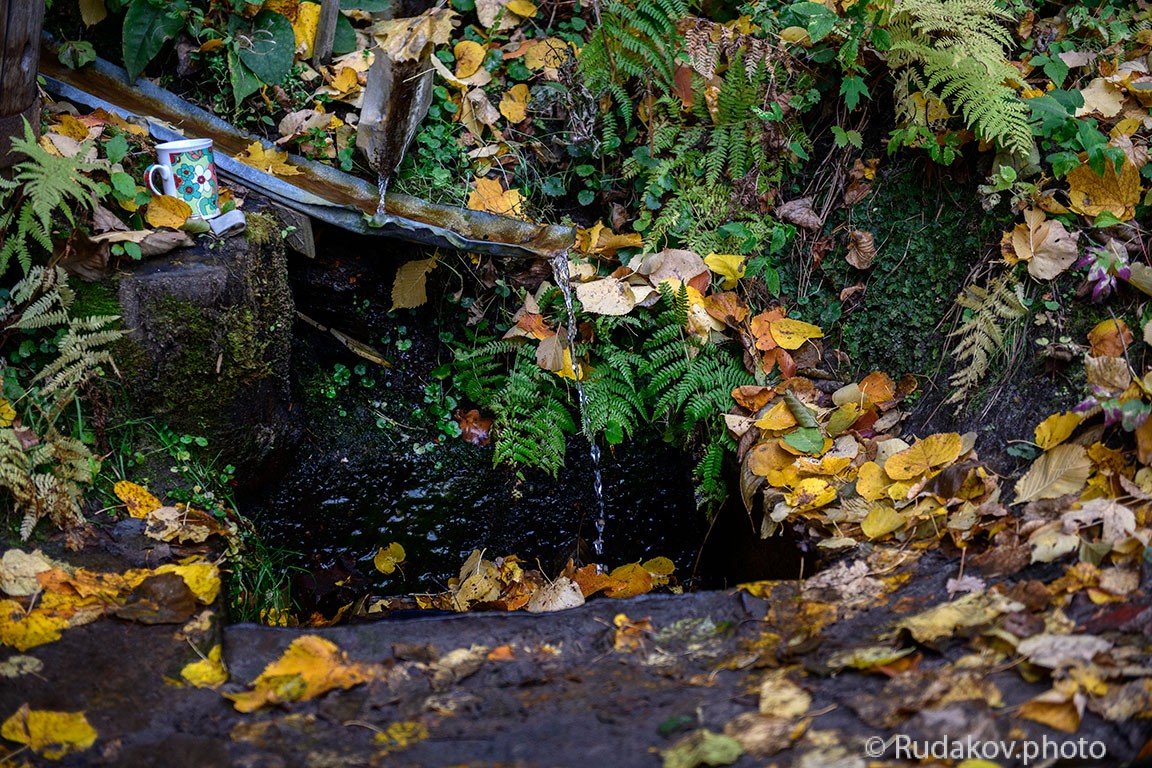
1014 443 1092 504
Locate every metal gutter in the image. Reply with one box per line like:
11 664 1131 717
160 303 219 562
38 53 574 259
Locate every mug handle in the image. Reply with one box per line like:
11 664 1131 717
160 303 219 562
144 164 172 195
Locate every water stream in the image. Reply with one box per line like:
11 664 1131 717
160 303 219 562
550 253 607 558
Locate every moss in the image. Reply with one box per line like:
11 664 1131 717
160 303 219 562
70 280 122 322
244 212 280 248
787 161 1009 377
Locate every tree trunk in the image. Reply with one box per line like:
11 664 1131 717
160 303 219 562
0 0 46 169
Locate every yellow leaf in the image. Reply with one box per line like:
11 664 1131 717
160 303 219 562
375 720 430 753
235 141 302 177
467 177 524 218
371 8 458 63
0 705 97 760
113 480 162 519
0 398 16 428
1034 412 1082 451
0 601 69 651
860 504 907 539
758 669 811 717
855 461 890 501
703 253 746 289
373 542 406 575
1066 158 1141 221
754 401 797 432
225 635 376 712
505 0 537 16
1019 689 1081 733
769 318 823 350
779 25 811 45
642 556 675 576
604 563 654 599
1013 443 1092 504
52 114 91 142
292 1 321 58
145 195 192 230
454 40 487 79
391 257 438 310
180 644 229 689
884 432 963 480
499 83 531 123
328 66 360 95
524 37 568 70
784 478 836 512
154 562 221 604
1087 318 1132 357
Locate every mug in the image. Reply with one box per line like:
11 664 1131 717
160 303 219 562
145 139 221 219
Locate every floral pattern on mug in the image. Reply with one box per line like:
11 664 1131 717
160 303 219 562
171 149 219 218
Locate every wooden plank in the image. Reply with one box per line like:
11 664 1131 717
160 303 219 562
0 0 46 115
0 0 46 167
311 0 341 69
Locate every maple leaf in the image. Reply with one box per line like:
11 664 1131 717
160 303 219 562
234 141 302 177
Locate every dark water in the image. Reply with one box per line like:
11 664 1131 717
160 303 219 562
242 234 802 615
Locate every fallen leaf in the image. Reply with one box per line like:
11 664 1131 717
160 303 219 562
1087 318 1132 357
113 481 162 519
845 229 876 269
604 563 654 599
0 599 70 650
225 635 376 712
391 257 438 310
180 644 229 688
1014 443 1092 504
576 277 640 316
703 253 746 289
1067 158 1140 221
0 550 54 597
0 705 97 760
860 504 907 539
775 197 822 230
499 83 530 123
769 318 823 350
234 141 302 177
1008 208 1080 279
0 655 43 678
525 576 584 612
153 562 221 604
758 670 810 718
523 37 568 70
662 729 744 768
467 177 524 218
1019 687 1083 733
454 40 487 79
1034 412 1082 451
371 8 457 62
292 1 320 58
884 433 963 480
896 591 1021 644
1076 78 1125 118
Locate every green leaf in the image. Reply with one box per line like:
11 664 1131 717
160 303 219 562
103 134 129 165
58 40 96 70
789 2 838 42
332 14 357 55
122 0 188 82
235 10 295 86
228 48 263 105
840 75 870 110
110 171 137 200
784 427 824 454
831 126 862 149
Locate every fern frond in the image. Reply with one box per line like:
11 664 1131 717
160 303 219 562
946 270 1027 406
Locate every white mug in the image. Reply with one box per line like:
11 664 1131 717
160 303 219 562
145 138 221 219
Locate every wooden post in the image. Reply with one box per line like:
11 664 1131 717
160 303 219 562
0 0 46 169
311 0 341 69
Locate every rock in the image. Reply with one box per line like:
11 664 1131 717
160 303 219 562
117 210 299 481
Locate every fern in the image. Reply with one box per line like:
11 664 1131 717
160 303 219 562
694 430 733 511
947 270 1028 407
490 346 577 476
886 0 1032 157
0 123 104 274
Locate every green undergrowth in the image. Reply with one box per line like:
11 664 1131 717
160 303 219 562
788 162 1008 378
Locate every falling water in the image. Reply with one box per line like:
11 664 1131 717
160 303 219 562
376 175 389 216
550 253 607 558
